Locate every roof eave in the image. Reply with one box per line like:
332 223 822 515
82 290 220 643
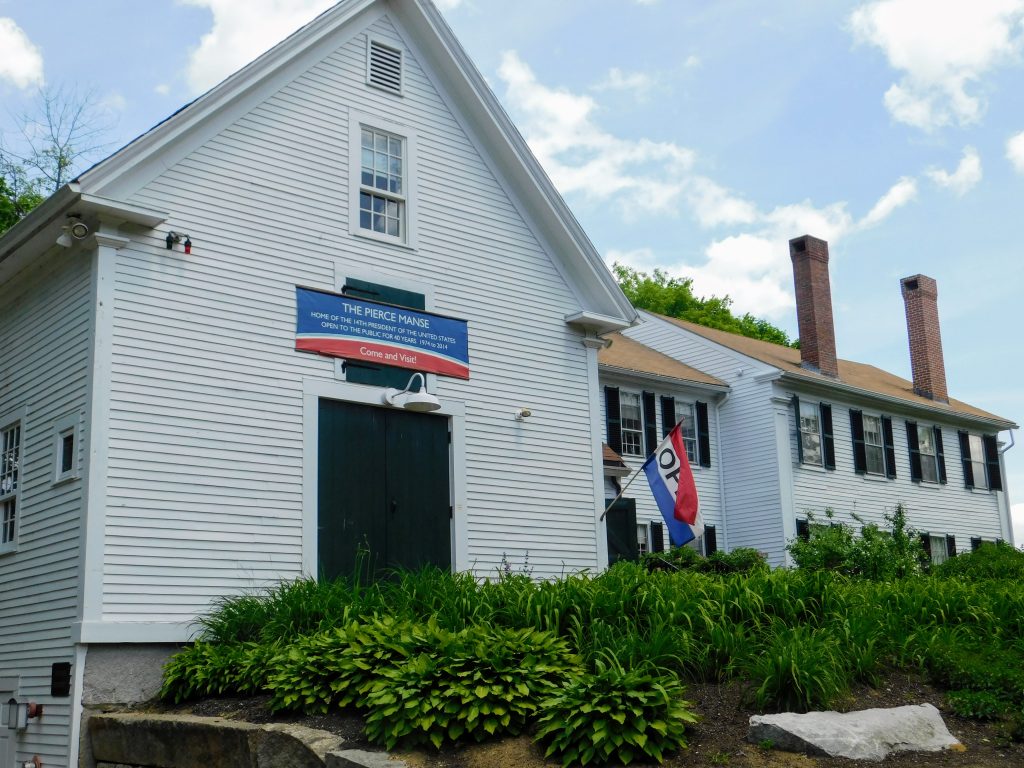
599 363 729 395
775 371 1018 431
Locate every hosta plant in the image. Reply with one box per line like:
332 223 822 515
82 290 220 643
534 657 698 766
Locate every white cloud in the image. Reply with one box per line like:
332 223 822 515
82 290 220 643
860 176 918 227
498 50 915 320
1007 130 1024 173
593 67 655 95
926 146 982 195
683 55 701 70
180 0 336 93
0 18 44 90
849 0 1024 130
99 92 128 113
154 83 171 96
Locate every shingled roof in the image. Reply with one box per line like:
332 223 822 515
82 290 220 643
650 312 1015 428
598 332 726 389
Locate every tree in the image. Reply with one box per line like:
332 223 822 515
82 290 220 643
0 86 113 235
613 263 797 347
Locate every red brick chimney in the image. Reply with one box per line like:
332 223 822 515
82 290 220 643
901 274 948 403
789 235 838 378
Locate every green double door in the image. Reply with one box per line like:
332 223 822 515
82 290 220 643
318 399 452 580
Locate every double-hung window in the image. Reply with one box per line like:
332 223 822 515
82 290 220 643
968 434 987 490
619 392 643 457
862 414 885 475
359 126 405 239
917 425 939 483
799 401 822 465
636 523 649 556
957 431 1002 491
1 421 21 552
675 402 699 465
907 421 946 484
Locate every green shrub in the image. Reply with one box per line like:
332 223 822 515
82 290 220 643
535 657 698 766
934 541 1024 581
640 545 703 572
947 690 1011 720
704 548 769 574
363 625 579 749
160 642 273 703
744 625 849 712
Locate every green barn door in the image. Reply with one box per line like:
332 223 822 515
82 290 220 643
318 400 451 580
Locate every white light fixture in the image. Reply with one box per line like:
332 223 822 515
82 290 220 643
514 407 532 421
6 698 41 731
383 372 441 412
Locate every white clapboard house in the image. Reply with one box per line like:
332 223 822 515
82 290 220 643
625 235 1017 565
597 333 728 561
0 0 638 763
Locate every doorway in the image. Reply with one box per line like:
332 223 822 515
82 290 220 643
318 399 451 580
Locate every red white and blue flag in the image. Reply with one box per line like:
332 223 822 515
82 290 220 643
642 423 703 546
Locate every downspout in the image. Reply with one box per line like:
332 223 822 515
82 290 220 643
997 430 1016 546
714 389 730 552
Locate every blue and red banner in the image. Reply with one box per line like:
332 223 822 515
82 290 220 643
642 423 703 546
295 287 470 379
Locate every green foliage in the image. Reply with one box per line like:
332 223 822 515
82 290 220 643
535 657 698 766
363 625 579 749
160 641 275 703
946 690 1011 720
787 505 922 579
744 625 849 712
934 541 1024 581
0 172 44 235
639 546 768 575
613 264 795 347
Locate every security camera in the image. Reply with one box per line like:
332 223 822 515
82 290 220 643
69 220 90 239
514 407 532 421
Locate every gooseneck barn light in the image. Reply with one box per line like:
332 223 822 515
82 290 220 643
383 372 441 413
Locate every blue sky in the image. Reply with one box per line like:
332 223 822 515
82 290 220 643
2 0 1022 540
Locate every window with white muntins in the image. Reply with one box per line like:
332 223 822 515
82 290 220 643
0 421 21 552
636 523 649 556
359 127 405 239
674 401 698 465
862 414 885 475
799 400 822 466
619 392 643 456
917 425 939 483
967 434 988 490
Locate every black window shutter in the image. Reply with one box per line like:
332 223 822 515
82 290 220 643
642 392 658 456
820 403 836 470
881 416 897 479
919 533 932 563
796 518 810 541
342 278 426 388
660 396 676 437
934 426 947 484
696 401 711 468
983 435 1003 491
792 395 803 463
604 387 622 454
946 534 957 558
906 421 922 481
958 430 974 489
650 522 665 553
971 537 982 552
704 525 718 555
849 409 867 474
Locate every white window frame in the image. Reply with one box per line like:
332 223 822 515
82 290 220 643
929 534 949 567
619 391 644 457
862 413 886 476
967 434 988 490
0 409 25 555
673 401 699 466
52 413 81 485
917 425 940 484
636 522 649 556
348 110 418 249
798 400 823 466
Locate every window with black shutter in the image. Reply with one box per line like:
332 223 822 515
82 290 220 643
958 430 975 489
703 525 718 556
696 401 711 468
604 387 622 454
642 391 658 456
820 403 835 470
983 435 1003 491
906 421 923 481
934 427 947 484
660 396 676 437
342 278 425 388
650 521 665 553
946 534 957 559
881 416 897 479
850 409 867 474
971 537 982 552
796 518 810 541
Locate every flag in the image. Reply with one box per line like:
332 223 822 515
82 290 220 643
642 423 703 546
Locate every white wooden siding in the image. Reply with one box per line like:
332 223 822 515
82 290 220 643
598 373 722 549
0 247 91 767
98 11 597 624
624 316 789 562
783 385 1005 549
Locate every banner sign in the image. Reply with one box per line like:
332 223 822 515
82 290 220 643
295 287 470 379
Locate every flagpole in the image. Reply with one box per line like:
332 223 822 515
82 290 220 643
599 462 647 521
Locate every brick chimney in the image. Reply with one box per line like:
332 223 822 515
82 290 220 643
901 274 948 403
789 235 838 378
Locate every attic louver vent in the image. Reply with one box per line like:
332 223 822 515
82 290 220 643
368 40 402 94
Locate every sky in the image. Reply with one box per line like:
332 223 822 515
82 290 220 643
2 0 1023 542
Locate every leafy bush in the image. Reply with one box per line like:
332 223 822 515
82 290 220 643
744 625 849 712
535 657 698 766
947 690 1011 720
363 625 579 749
639 545 767 575
161 642 274 703
934 541 1024 581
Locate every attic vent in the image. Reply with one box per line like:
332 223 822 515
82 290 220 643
368 39 402 94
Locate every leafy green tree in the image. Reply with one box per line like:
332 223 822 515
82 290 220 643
613 263 796 347
0 163 45 234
